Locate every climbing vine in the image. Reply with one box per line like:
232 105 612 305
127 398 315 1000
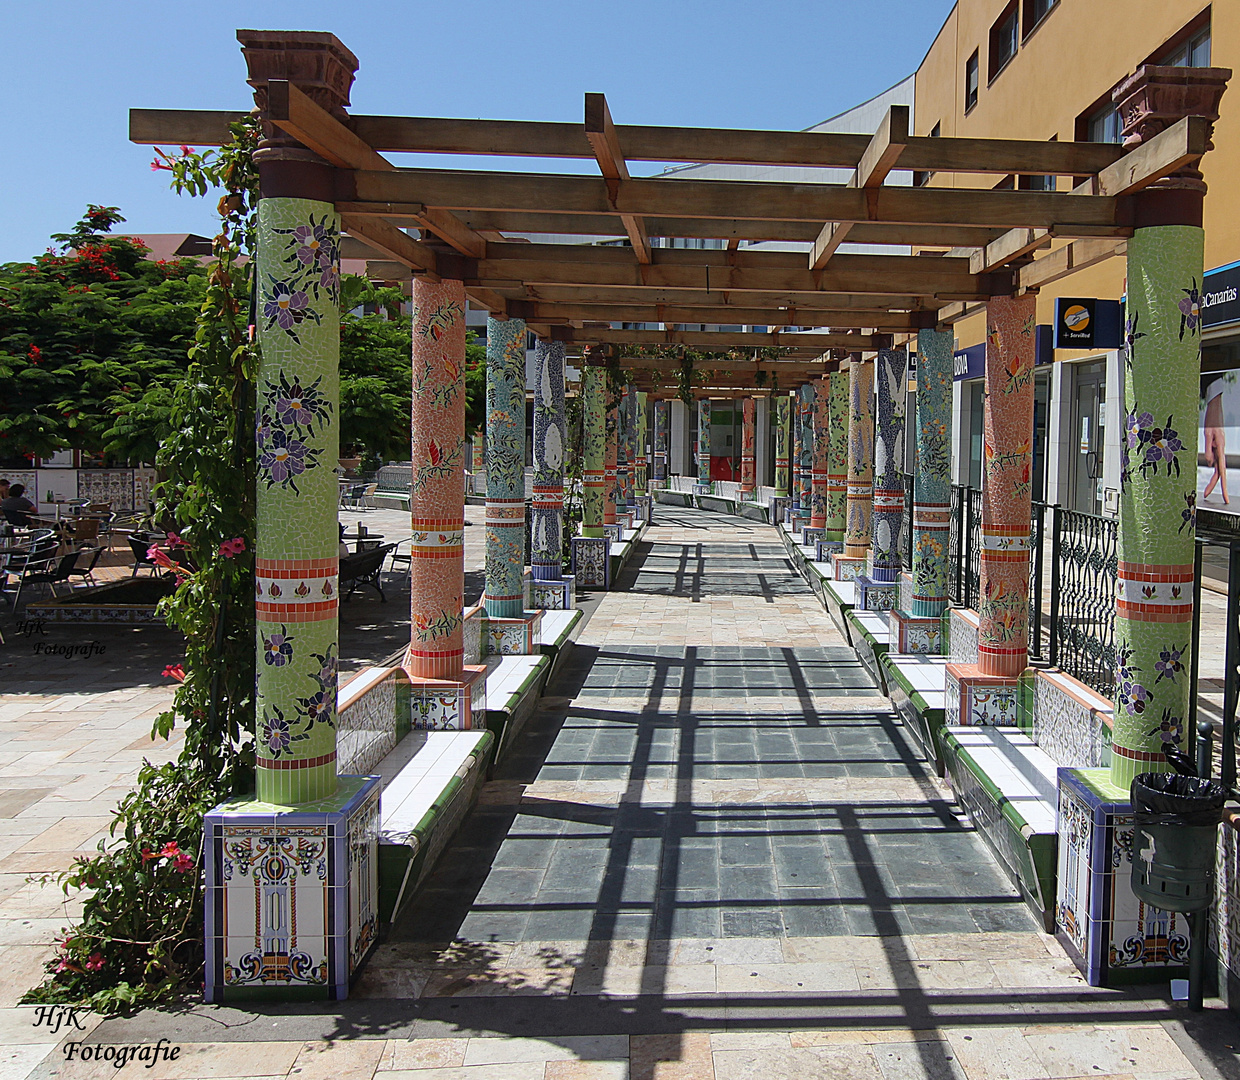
23 119 262 1015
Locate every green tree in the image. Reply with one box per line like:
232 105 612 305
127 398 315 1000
0 206 206 464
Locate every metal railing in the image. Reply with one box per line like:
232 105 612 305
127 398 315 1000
1047 505 1119 695
899 473 914 571
1187 537 1240 797
949 484 982 609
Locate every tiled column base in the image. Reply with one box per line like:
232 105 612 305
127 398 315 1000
529 575 576 610
407 665 488 730
769 495 791 524
830 553 868 583
571 536 611 589
204 775 381 1003
948 608 981 665
887 610 943 654
693 483 712 496
602 523 623 542
634 495 653 523
484 610 545 655
801 526 824 548
815 538 844 562
1057 768 1191 987
944 663 1020 726
853 575 898 612
898 571 914 613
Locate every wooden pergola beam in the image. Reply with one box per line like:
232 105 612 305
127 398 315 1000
584 93 651 264
1017 237 1126 291
486 283 935 312
506 301 930 329
130 108 1130 175
342 166 1122 231
1091 114 1211 197
559 328 876 349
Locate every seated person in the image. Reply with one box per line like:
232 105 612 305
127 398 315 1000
1 484 36 527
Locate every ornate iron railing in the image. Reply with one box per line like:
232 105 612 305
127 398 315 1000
1028 501 1048 661
1048 505 1118 695
899 473 914 572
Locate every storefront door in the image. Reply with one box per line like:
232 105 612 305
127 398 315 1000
1070 361 1106 515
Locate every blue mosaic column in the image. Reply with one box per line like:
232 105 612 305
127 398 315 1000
798 384 814 525
869 348 908 582
531 339 566 584
697 398 711 486
483 316 527 618
652 399 668 486
911 330 954 618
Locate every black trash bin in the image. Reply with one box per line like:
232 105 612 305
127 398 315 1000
1130 772 1227 913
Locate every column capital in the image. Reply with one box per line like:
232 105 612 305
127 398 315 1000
238 29 359 171
1114 64 1230 200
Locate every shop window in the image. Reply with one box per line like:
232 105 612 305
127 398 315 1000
1022 0 1057 40
965 50 979 113
989 1 1020 82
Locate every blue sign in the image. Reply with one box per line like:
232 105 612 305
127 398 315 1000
1053 297 1123 350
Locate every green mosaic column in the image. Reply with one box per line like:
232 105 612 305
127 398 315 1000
1112 224 1204 787
911 329 954 618
774 393 790 496
825 370 849 547
697 398 712 485
844 361 875 559
615 387 631 513
582 362 605 538
604 388 618 526
484 317 527 619
254 198 341 805
635 391 648 496
798 384 814 525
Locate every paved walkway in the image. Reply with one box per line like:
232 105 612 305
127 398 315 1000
6 507 1238 1079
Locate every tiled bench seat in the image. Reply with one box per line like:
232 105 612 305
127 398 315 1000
881 652 949 773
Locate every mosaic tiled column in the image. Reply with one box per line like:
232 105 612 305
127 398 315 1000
832 360 873 582
652 399 668 488
615 387 631 517
856 349 907 612
798 384 815 528
810 378 829 530
740 397 756 496
484 317 527 620
604 386 619 533
530 339 575 608
774 393 790 496
696 398 712 491
1109 223 1204 786
789 391 802 524
406 278 488 722
945 295 1035 725
889 329 953 653
571 359 610 587
821 370 848 557
635 391 648 496
254 196 343 806
626 389 639 508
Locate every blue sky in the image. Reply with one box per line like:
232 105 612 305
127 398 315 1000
2 0 953 263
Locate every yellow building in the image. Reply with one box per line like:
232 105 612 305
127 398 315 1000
914 0 1237 520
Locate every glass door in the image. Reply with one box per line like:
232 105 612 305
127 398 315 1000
1070 361 1106 515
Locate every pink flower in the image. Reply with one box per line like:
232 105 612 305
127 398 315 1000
55 958 73 973
86 953 105 972
141 847 158 863
162 664 185 683
218 537 246 558
159 841 181 859
165 532 186 549
173 852 194 873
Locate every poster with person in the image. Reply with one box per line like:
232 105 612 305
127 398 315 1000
1199 367 1240 515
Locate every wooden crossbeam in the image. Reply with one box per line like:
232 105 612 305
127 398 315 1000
1091 114 1211 197
812 106 909 271
343 215 439 279
1017 238 1126 291
343 166 1122 231
560 328 876 349
506 302 929 329
584 93 651 263
964 227 1050 274
490 284 935 311
622 357 847 371
131 108 1130 175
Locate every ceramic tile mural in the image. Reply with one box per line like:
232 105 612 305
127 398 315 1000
604 392 619 525
945 664 1019 726
409 667 486 730
825 371 848 546
204 776 380 1002
741 396 756 494
253 197 342 806
78 469 142 511
844 361 874 558
407 277 467 683
831 554 867 583
484 317 528 619
635 391 648 496
484 611 542 655
531 578 575 610
978 294 1036 678
1213 821 1240 1001
652 399 668 486
815 538 844 561
789 391 801 517
1056 769 1190 986
855 579 897 613
1112 226 1203 787
615 388 631 513
888 610 942 654
870 349 907 582
697 399 712 485
571 536 610 589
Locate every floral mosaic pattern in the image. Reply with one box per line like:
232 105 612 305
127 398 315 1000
652 399 668 485
532 340 567 581
483 318 527 619
810 380 829 527
910 330 954 619
825 372 849 544
844 362 874 558
870 349 907 582
582 368 606 534
697 399 712 485
1112 226 1203 785
773 393 790 495
798 385 815 523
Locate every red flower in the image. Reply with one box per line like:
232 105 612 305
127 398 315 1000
86 953 105 972
159 841 181 859
172 853 194 873
141 847 158 862
218 537 246 558
165 532 186 549
54 958 74 973
162 664 185 683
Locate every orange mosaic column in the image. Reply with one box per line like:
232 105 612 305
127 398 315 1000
977 293 1036 678
406 278 467 680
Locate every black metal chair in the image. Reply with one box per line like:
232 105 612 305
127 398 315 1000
339 543 395 601
3 543 61 609
68 545 105 587
129 533 158 576
14 551 80 607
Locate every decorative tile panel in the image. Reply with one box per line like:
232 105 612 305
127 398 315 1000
949 609 980 666
854 575 897 613
483 611 543 655
830 553 868 583
571 536 611 589
815 539 844 562
1033 670 1113 769
945 663 1020 727
530 576 575 610
888 610 943 655
408 666 487 731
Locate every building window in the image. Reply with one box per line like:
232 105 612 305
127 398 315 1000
989 1 1020 82
1086 104 1122 144
914 122 940 187
1020 173 1056 191
1160 25 1210 67
965 50 979 112
1022 0 1057 39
